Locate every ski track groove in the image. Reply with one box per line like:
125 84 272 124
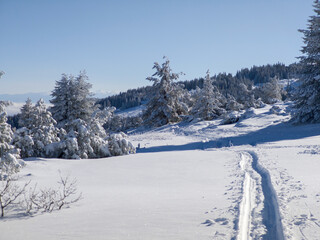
236 151 285 240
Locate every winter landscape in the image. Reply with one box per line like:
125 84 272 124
1 1 320 240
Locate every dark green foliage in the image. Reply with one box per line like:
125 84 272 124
294 0 320 123
6 114 20 129
235 63 301 85
97 86 153 110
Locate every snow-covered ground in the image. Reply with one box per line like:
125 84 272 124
2 101 320 239
115 104 145 118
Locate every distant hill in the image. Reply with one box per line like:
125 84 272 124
0 91 115 105
0 92 52 103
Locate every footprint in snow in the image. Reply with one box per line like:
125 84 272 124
202 219 215 226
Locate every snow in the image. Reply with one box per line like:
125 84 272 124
2 101 320 239
1 150 239 240
116 105 145 118
237 152 261 240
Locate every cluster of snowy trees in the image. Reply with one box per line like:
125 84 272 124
294 0 320 123
0 101 25 173
104 113 143 132
98 62 298 113
95 58 287 129
137 57 284 127
2 72 135 163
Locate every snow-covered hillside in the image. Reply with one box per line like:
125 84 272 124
2 101 320 239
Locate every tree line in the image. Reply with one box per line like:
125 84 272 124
98 62 301 111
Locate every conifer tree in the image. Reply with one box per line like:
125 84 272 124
50 72 95 128
19 98 34 129
50 74 71 126
254 77 282 104
143 57 188 126
192 70 226 120
294 0 320 123
14 99 61 158
0 103 23 172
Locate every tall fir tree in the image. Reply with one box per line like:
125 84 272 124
192 70 226 120
50 74 71 126
294 0 320 123
19 98 34 129
50 72 95 128
143 57 188 127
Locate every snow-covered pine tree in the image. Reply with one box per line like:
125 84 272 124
49 72 135 159
254 77 282 104
108 132 135 156
62 108 135 159
108 115 124 132
13 127 34 158
235 83 260 109
191 70 226 120
50 72 95 128
50 74 71 127
29 99 61 157
225 94 244 111
143 57 188 127
0 103 24 172
72 72 95 123
62 119 93 159
294 0 320 123
18 98 34 129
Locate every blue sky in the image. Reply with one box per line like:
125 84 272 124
0 0 314 95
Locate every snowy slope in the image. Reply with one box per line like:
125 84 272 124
2 101 320 239
116 104 145 118
2 151 240 240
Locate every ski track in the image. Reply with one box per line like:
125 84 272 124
237 153 255 240
236 151 285 240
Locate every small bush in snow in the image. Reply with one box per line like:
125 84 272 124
25 173 82 214
0 167 30 217
0 170 81 217
108 132 136 156
221 112 241 125
269 105 287 116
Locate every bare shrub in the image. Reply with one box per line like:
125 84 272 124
0 167 30 217
0 168 81 218
24 173 82 214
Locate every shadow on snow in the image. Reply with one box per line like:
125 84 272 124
137 122 320 153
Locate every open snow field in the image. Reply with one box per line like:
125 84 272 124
2 102 320 239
